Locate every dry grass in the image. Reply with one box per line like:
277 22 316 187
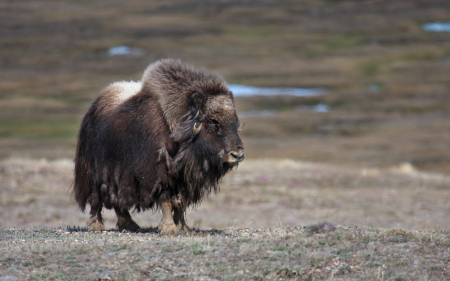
1 225 449 280
240 110 450 173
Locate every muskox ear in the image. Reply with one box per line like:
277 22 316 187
191 88 206 111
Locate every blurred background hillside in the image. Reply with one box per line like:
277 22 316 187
1 0 450 174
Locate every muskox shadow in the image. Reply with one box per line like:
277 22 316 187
66 225 223 236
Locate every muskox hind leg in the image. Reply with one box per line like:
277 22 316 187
173 206 189 232
88 205 104 231
114 207 140 232
158 199 178 235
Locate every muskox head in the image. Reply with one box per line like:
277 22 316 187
192 88 244 165
171 87 244 176
140 58 244 185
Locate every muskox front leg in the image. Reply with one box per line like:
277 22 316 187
172 197 189 232
158 199 178 235
114 207 140 232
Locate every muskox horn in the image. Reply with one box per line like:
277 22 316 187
193 122 202 134
238 121 246 132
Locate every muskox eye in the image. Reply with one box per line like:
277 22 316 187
208 119 219 127
207 119 219 133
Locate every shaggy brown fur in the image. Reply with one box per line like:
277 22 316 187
73 59 244 234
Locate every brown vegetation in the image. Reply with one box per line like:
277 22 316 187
0 0 449 173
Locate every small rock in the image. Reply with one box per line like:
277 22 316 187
306 222 336 234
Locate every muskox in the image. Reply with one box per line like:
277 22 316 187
73 59 244 234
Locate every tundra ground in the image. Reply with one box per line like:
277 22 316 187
0 159 449 280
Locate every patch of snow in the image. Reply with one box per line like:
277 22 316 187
108 46 145 56
229 84 324 97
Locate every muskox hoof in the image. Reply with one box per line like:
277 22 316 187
117 217 140 233
159 221 178 235
176 223 190 233
88 217 105 231
114 207 140 232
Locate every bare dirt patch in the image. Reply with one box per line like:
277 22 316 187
1 158 448 231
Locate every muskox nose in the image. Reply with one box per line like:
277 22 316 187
228 149 245 163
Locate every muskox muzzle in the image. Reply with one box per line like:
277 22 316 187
227 148 245 163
